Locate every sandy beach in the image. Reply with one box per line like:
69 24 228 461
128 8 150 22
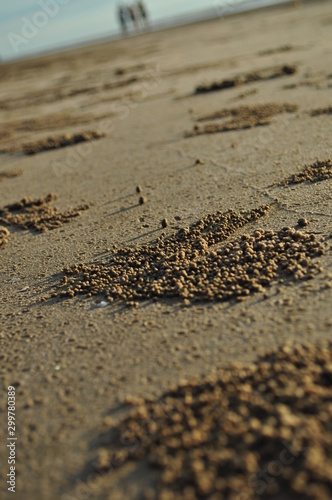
1 1 332 498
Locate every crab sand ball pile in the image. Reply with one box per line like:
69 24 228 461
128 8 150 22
96 342 332 500
58 203 324 305
279 159 332 186
0 194 90 233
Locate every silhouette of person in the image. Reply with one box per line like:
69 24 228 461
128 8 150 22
117 3 128 34
137 1 149 29
128 5 139 30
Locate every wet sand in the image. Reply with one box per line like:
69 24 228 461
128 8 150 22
1 1 332 498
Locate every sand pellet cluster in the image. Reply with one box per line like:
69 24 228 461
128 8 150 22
259 45 293 56
196 104 297 123
0 130 105 155
186 104 297 137
279 159 332 186
0 169 22 181
0 226 10 248
195 65 297 94
98 342 332 500
18 129 105 155
310 107 332 116
59 204 324 304
0 193 89 233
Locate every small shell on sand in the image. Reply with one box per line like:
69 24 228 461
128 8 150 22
98 301 108 308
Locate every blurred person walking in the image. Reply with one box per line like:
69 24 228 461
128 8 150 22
137 1 149 29
117 3 129 34
128 5 139 30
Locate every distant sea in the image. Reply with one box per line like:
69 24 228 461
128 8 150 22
152 0 292 31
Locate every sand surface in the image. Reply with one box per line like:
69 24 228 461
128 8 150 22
1 1 332 499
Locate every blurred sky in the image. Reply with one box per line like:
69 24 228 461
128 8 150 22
0 0 281 61
0 0 219 60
